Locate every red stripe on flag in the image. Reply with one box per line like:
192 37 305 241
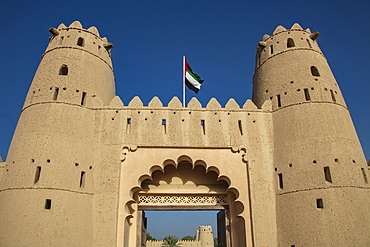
184 58 190 74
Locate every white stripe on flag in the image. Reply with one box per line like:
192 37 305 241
185 71 201 89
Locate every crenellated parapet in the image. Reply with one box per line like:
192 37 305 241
24 21 116 108
255 23 322 71
90 96 272 148
46 21 113 67
252 23 346 110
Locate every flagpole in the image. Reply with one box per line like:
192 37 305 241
183 56 186 107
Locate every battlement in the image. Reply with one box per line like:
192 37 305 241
45 21 113 67
94 95 267 111
255 23 322 70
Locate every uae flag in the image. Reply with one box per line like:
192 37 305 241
184 58 204 93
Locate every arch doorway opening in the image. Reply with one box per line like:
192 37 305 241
142 210 225 247
126 160 247 247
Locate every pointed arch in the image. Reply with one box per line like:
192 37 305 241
310 66 320 76
287 38 295 48
59 64 68 75
77 37 84 47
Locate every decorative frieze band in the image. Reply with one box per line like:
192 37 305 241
138 194 228 205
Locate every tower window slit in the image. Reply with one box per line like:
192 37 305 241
330 90 336 102
59 64 68 75
77 37 84 47
53 87 59 101
45 199 52 210
162 119 167 134
278 173 283 189
201 120 205 135
34 166 41 184
81 92 87 105
238 120 243 135
80 171 86 188
361 168 368 183
310 66 320 76
287 38 295 48
324 166 332 183
277 94 282 107
304 88 311 101
270 45 274 54
306 39 312 48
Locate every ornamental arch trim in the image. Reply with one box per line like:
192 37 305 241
124 154 244 214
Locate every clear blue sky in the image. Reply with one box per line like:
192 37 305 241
1 0 369 240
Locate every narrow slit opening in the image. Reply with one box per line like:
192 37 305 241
201 120 205 135
361 168 368 183
304 88 311 101
80 171 86 188
162 119 167 134
53 87 59 101
34 166 41 184
270 45 274 54
324 166 332 183
238 120 243 135
316 198 324 209
126 118 131 134
306 39 312 48
277 94 281 107
330 90 336 102
45 199 52 210
278 173 283 189
81 92 87 105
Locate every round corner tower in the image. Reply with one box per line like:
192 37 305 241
252 23 370 246
197 225 214 247
0 21 116 246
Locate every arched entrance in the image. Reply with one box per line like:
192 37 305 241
117 147 253 247
138 161 234 246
